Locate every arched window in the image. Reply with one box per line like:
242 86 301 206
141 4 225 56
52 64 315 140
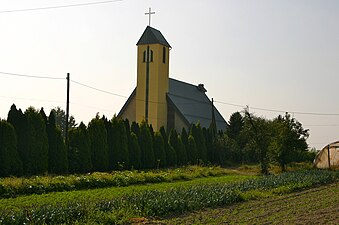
162 47 166 63
150 50 153 62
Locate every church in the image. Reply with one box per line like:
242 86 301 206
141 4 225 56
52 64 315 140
118 26 227 132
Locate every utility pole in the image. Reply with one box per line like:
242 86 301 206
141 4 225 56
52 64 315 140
65 73 70 151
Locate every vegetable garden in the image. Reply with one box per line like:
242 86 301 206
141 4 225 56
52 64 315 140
0 167 337 224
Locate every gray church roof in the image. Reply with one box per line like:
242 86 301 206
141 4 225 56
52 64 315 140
137 26 171 48
118 78 228 131
167 78 228 131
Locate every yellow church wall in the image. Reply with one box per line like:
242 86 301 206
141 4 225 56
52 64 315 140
136 45 146 123
120 94 136 122
136 43 170 130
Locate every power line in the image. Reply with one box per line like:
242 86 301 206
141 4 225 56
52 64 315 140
214 100 339 116
0 0 123 14
286 111 339 116
70 102 116 113
0 95 64 104
71 80 128 98
2 69 339 117
72 80 169 105
252 106 339 116
0 95 116 114
214 100 246 109
0 71 64 80
250 106 286 114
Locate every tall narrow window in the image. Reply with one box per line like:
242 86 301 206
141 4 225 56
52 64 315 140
143 50 146 62
144 49 153 62
162 47 166 63
150 50 153 62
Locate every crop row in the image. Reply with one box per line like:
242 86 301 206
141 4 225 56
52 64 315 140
0 169 337 225
0 165 227 198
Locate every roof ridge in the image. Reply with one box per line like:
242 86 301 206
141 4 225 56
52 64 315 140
169 77 199 88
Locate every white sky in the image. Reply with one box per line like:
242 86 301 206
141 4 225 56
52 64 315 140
0 0 338 150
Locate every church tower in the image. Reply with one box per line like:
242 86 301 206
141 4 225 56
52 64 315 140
135 26 171 130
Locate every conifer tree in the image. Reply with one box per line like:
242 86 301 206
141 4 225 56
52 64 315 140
187 134 198 164
88 115 108 172
123 119 134 169
24 107 49 175
169 129 182 165
7 104 30 175
181 127 189 155
111 116 129 170
153 131 167 168
180 128 188 165
40 108 48 124
138 121 155 169
129 132 141 169
227 112 244 140
203 127 213 163
149 124 155 141
68 122 92 173
131 121 140 137
47 111 68 174
103 117 114 170
0 120 23 176
124 119 131 150
124 119 131 135
190 123 207 163
178 135 187 165
160 126 176 167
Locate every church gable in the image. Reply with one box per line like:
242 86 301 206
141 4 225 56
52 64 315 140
118 88 136 122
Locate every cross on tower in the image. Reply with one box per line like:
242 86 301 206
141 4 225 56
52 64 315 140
145 7 155 26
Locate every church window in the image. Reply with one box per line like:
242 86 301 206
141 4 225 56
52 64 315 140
143 49 153 62
162 47 166 63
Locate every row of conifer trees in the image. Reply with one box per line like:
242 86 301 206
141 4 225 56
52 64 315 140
1 104 314 177
0 105 218 177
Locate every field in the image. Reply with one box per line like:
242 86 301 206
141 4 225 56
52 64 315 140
0 166 338 224
162 182 339 225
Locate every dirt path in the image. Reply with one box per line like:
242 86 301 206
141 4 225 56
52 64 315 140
155 182 339 225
